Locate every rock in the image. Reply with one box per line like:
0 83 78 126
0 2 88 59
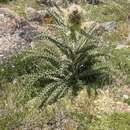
99 21 117 32
82 21 106 36
89 21 118 36
123 95 129 100
114 101 130 112
0 8 36 61
0 8 20 19
0 8 20 34
17 19 36 42
115 41 130 49
25 7 53 24
25 7 43 23
0 7 55 62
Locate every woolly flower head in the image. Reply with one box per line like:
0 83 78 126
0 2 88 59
67 4 83 16
63 4 84 28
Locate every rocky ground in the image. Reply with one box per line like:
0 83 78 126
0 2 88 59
0 0 69 62
0 8 33 62
0 6 49 62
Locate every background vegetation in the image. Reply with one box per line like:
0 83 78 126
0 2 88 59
0 0 130 130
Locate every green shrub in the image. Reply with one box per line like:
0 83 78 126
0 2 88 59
0 4 111 107
1 25 110 108
124 98 130 105
0 111 25 129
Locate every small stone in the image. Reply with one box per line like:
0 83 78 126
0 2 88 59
115 44 129 49
25 7 43 23
123 95 129 100
100 21 117 32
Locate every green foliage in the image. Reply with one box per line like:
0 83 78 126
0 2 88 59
0 23 110 107
0 50 39 82
0 0 130 129
84 0 130 22
124 99 130 105
92 112 130 130
68 109 130 130
76 112 130 130
0 3 112 107
0 111 25 129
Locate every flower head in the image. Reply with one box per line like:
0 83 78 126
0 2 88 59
63 4 84 31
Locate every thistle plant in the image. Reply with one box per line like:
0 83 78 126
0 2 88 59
16 22 110 108
0 3 111 107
